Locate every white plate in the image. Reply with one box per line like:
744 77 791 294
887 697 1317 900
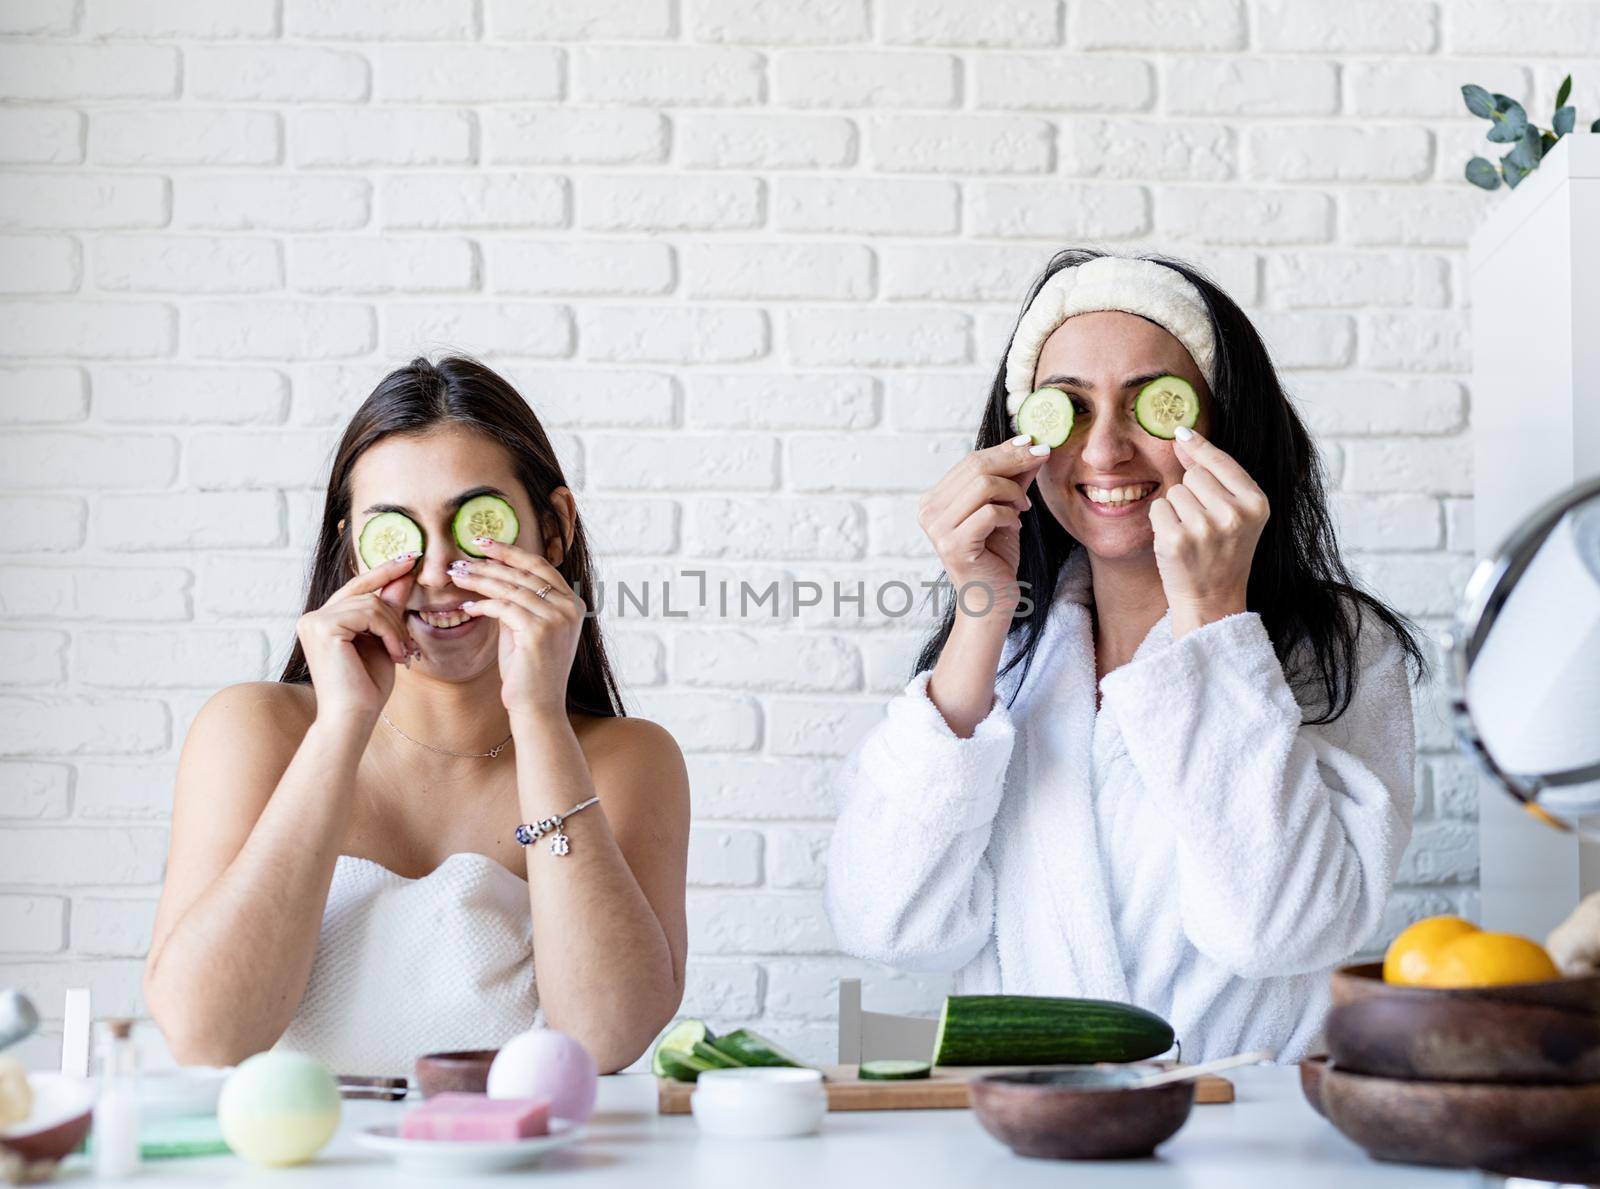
354 1118 583 1173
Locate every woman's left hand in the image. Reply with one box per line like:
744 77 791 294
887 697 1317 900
449 538 583 716
1148 428 1270 635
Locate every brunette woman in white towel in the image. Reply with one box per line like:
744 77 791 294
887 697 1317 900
144 358 688 1076
825 250 1427 1063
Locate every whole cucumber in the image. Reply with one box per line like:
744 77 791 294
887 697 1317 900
933 995 1175 1066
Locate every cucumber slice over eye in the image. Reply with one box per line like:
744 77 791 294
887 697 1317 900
1134 375 1200 440
356 512 423 570
452 494 519 558
1016 387 1074 448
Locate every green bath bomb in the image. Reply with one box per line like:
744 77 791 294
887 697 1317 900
217 1051 340 1167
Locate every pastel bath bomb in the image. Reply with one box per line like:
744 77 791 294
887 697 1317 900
217 1051 340 1167
486 1030 598 1123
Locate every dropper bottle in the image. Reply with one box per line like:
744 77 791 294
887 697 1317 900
93 1018 140 1178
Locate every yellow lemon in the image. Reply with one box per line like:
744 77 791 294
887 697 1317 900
1420 932 1561 988
1383 915 1479 985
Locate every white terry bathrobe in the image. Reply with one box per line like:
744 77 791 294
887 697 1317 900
825 548 1416 1063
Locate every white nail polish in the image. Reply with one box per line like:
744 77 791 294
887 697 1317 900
1174 425 1194 441
1011 434 1031 446
1028 444 1050 457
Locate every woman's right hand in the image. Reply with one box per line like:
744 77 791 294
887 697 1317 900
918 435 1049 620
295 552 421 724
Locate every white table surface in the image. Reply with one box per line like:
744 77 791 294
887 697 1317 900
54 1067 1523 1188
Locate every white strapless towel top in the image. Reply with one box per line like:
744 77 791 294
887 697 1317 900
275 853 543 1078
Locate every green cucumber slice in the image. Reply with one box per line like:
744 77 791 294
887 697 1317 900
692 1040 743 1069
356 512 423 570
859 1060 931 1081
452 494 519 558
655 1048 716 1083
1016 386 1074 448
651 1019 711 1077
1134 375 1199 440
712 1029 805 1069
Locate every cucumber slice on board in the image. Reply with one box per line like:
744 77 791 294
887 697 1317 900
356 512 423 570
656 1049 717 1083
652 1019 712 1077
712 1029 806 1069
452 494 519 558
1016 387 1074 448
1134 375 1199 440
692 1040 744 1070
859 1060 931 1081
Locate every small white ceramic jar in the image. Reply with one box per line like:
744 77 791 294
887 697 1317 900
689 1068 826 1139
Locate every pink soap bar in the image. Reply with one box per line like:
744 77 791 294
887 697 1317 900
400 1093 551 1141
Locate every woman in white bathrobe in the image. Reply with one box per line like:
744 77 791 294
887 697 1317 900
824 250 1428 1063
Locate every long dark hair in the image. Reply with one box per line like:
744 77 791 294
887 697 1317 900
914 247 1428 725
281 356 625 718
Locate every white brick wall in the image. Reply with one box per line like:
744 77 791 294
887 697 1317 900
2 0 1553 1069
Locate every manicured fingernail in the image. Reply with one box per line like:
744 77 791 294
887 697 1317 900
1011 434 1032 446
1028 444 1050 457
393 551 421 562
1174 425 1194 441
460 600 477 609
472 536 494 547
448 560 469 572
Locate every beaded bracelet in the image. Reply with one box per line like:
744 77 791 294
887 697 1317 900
514 796 600 857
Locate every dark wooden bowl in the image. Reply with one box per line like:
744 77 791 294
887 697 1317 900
1332 961 1600 1013
1327 962 1600 1083
968 1069 1195 1161
1319 1061 1600 1182
1298 1055 1330 1118
414 1049 498 1098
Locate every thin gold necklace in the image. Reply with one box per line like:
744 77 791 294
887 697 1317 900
379 712 513 759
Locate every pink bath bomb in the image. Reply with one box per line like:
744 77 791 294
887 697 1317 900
485 1030 598 1123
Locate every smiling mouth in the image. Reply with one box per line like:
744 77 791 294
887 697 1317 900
413 605 472 630
1078 482 1159 508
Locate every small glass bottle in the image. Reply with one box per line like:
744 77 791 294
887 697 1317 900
93 1018 140 1179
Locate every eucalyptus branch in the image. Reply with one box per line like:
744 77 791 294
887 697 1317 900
1461 74 1596 191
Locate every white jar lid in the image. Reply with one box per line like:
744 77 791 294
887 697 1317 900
693 1068 824 1101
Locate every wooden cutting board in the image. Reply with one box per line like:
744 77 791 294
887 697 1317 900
658 1063 1234 1114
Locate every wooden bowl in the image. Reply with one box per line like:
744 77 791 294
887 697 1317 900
1318 1060 1600 1182
0 1073 96 1164
1298 1055 1330 1118
968 1068 1195 1161
413 1049 498 1098
1327 962 1600 1083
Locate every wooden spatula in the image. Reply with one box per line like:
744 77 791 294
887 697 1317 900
1126 1049 1275 1090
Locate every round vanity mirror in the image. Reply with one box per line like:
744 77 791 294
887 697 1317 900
1442 476 1600 836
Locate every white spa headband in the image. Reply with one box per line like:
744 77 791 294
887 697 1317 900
1004 256 1217 428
